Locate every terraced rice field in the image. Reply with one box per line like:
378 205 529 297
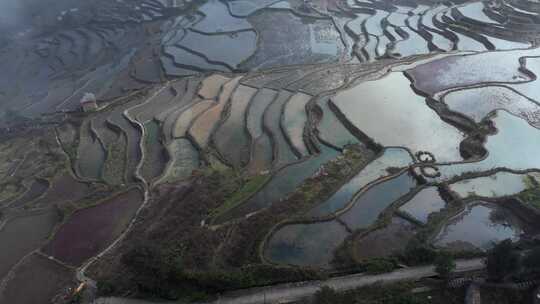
214 85 258 168
141 120 168 183
352 217 417 261
264 219 350 268
398 187 447 224
433 202 527 251
4 0 540 302
76 121 106 181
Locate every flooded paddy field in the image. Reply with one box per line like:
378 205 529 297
352 217 417 261
398 186 447 225
264 219 349 268
3 0 540 302
331 72 466 162
214 85 258 168
449 171 540 199
308 147 414 217
339 171 418 230
433 201 528 252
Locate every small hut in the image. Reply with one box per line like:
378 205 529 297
80 93 98 112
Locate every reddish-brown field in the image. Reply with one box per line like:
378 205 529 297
33 173 93 208
43 188 143 266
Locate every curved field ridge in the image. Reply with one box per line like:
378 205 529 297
407 49 536 95
421 110 540 182
308 147 414 217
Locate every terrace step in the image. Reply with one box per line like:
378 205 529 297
263 90 298 170
188 76 241 149
246 88 278 175
161 78 201 143
213 84 258 168
75 121 106 181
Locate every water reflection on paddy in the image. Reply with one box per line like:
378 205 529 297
226 0 284 17
427 110 540 181
315 98 358 149
332 72 465 162
442 85 540 128
434 202 524 251
339 171 418 230
398 187 446 224
308 148 414 217
408 49 535 95
178 30 257 69
193 0 252 33
264 219 349 268
449 171 540 199
456 2 501 25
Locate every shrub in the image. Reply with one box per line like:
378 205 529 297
97 279 116 296
485 239 520 282
522 246 540 270
434 251 456 280
314 286 340 304
401 240 437 265
365 258 396 274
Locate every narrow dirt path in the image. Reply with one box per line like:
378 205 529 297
77 102 154 291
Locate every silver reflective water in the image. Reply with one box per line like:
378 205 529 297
429 110 540 182
449 171 540 199
399 187 446 224
332 72 465 162
309 147 414 217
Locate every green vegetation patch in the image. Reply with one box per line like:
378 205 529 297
107 244 324 301
210 173 271 220
91 144 375 301
518 175 540 209
56 122 80 162
102 134 127 186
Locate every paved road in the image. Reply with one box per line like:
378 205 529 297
93 258 484 304
210 258 484 304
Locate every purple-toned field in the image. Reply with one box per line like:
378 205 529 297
43 188 143 266
33 173 92 208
